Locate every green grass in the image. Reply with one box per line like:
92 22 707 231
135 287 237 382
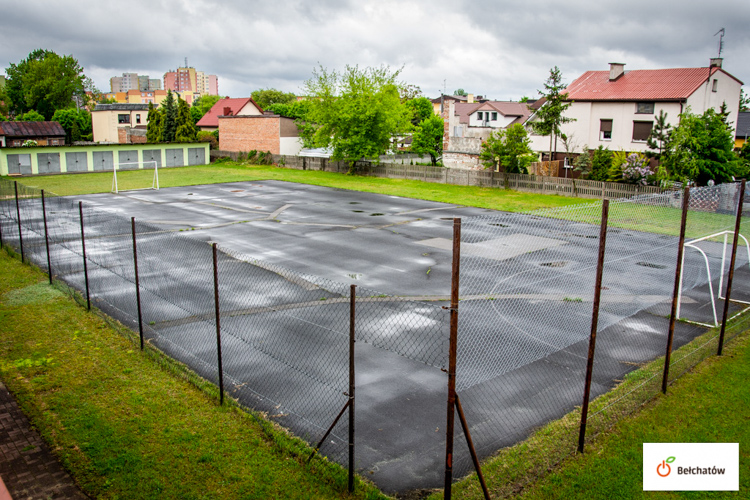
0 249 387 500
9 161 587 213
437 314 750 500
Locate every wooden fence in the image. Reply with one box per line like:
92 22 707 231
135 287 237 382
210 151 665 200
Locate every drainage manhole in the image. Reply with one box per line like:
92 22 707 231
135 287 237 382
637 261 667 269
541 261 568 268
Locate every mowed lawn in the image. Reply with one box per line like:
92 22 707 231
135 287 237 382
11 162 589 213
0 250 386 499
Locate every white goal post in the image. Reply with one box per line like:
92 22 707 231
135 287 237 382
676 230 750 327
111 161 160 194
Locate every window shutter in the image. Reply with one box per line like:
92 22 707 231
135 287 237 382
632 121 653 141
600 119 613 132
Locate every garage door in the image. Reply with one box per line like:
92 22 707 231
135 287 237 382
65 152 88 172
188 147 205 166
165 148 184 167
37 153 61 174
142 149 162 169
7 154 32 175
93 151 114 171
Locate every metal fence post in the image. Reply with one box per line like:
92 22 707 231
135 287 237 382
213 243 225 405
444 218 461 498
14 181 24 263
78 201 91 311
41 190 53 284
662 187 691 393
131 217 144 350
718 180 746 355
578 199 609 454
348 284 356 493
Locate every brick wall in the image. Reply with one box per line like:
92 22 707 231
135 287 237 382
116 127 148 144
219 116 280 154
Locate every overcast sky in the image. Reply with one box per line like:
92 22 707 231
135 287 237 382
1 0 748 101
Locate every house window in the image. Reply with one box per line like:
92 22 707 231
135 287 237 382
600 119 613 140
477 112 483 120
636 102 654 114
118 114 130 124
136 114 141 124
712 79 718 92
632 121 653 142
491 112 498 121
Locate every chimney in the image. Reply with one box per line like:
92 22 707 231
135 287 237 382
710 58 723 69
467 93 474 103
609 62 625 81
223 107 232 116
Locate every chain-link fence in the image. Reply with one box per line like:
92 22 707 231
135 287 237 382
451 181 748 493
1 177 747 497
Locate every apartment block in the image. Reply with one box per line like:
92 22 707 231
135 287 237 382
110 72 162 92
164 67 219 95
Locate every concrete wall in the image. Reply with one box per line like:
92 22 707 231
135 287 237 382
0 143 209 176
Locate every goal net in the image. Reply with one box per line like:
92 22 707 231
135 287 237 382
111 161 160 194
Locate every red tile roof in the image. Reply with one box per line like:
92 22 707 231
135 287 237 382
196 98 255 128
565 67 742 101
0 121 66 137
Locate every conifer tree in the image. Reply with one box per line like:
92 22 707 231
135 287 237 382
162 90 177 142
175 96 198 143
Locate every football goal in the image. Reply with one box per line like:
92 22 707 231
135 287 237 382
111 161 160 194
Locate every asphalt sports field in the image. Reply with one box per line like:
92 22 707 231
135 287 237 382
53 180 749 492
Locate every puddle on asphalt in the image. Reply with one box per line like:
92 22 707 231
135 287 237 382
541 261 568 268
370 213 384 216
346 273 363 279
352 210 364 213
349 202 361 204
637 261 667 269
489 223 509 227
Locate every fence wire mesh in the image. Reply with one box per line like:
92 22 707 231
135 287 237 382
452 182 748 480
1 176 747 494
0 178 450 482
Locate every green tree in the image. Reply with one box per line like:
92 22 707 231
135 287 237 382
51 108 91 144
529 66 574 165
573 147 593 177
266 100 315 147
662 107 740 185
589 146 613 181
405 97 433 126
453 88 467 97
191 95 221 123
161 90 177 142
739 88 748 112
18 110 45 121
479 124 534 173
606 150 628 182
646 110 672 160
303 64 410 166
146 102 163 143
410 114 444 166
5 49 87 119
175 96 198 143
250 88 296 109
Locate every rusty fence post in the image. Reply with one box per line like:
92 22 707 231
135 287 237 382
41 190 52 284
718 180 746 355
78 201 90 311
577 199 610 454
212 243 225 405
14 181 24 262
444 218 461 498
131 217 144 350
662 187 691 393
348 284 356 493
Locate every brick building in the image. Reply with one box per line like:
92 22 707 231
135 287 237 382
219 115 302 155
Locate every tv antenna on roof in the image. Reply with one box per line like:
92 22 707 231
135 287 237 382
714 28 725 58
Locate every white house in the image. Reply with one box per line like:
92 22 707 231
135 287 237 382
527 60 744 158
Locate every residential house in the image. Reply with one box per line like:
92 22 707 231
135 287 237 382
736 111 750 149
91 103 151 143
196 98 262 132
527 60 744 161
442 100 532 169
431 94 468 116
0 121 66 148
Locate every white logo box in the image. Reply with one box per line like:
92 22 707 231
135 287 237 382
643 443 739 491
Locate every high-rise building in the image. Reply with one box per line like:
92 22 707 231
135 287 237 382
164 66 218 96
110 72 161 92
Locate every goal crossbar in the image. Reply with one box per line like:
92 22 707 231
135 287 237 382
111 161 159 194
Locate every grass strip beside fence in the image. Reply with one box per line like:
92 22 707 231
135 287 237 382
0 249 386 500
